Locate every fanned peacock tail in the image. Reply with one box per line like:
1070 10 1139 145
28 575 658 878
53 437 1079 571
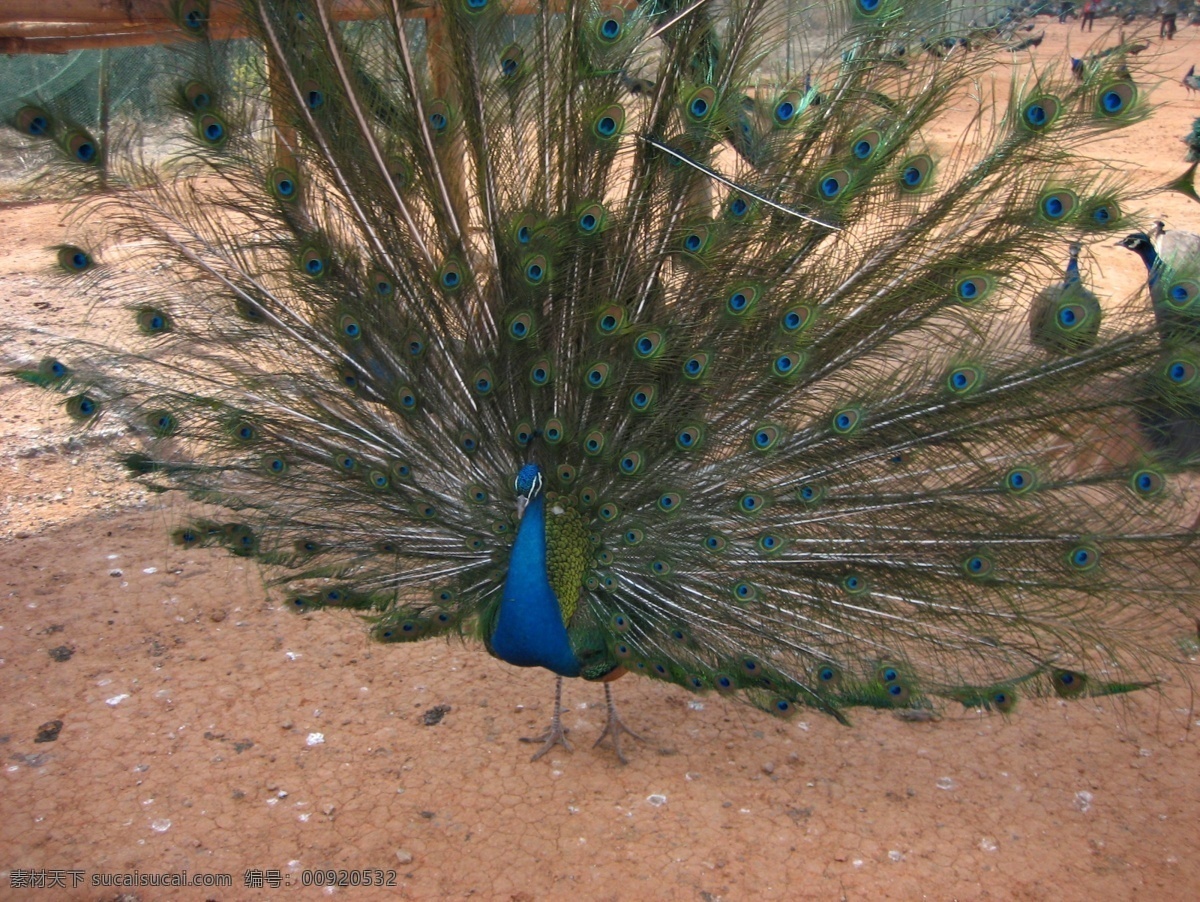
7 0 1200 729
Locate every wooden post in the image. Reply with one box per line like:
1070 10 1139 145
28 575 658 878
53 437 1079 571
267 54 298 174
98 47 110 190
424 5 470 226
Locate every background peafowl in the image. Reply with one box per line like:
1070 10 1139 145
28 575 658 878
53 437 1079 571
6 0 1200 763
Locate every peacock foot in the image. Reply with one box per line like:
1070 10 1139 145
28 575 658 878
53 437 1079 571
520 720 574 761
521 674 573 761
592 683 645 765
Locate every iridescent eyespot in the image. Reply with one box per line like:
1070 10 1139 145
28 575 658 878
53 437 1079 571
842 574 867 594
584 362 610 389
818 169 851 200
300 247 328 278
726 285 760 315
831 408 861 434
899 154 933 191
686 87 716 122
774 89 806 128
675 425 703 451
595 9 625 42
781 306 813 334
1097 82 1135 117
529 360 552 386
797 483 824 505
954 274 994 303
473 367 494 395
1166 280 1200 310
739 493 764 514
618 451 643 475
197 113 227 145
1052 669 1088 698
1165 358 1197 386
629 385 656 412
1022 95 1060 131
752 424 781 451
1067 544 1099 571
683 351 712 380
500 44 524 78
592 107 623 141
946 365 982 394
508 312 533 339
16 106 52 137
633 330 665 359
597 305 625 334
67 131 98 163
772 351 805 378
57 246 92 272
1131 468 1164 497
136 307 172 334
962 554 993 578
851 129 881 161
1005 467 1036 494
1039 189 1077 221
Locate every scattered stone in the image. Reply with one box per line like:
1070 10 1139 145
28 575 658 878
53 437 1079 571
47 645 74 662
210 609 226 623
34 720 63 743
421 704 451 726
761 762 775 775
395 850 414 865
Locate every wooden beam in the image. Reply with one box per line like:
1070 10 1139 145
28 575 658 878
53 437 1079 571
0 0 632 53
0 0 392 53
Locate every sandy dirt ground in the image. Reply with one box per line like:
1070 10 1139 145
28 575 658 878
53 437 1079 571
2 17 1200 902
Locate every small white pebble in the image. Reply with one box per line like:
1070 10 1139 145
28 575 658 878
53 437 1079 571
687 700 704 711
646 794 667 807
980 837 998 852
106 694 130 706
149 819 171 833
306 732 325 746
1074 790 1093 813
143 567 158 574
888 850 904 862
936 776 956 791
298 813 311 822
285 651 300 661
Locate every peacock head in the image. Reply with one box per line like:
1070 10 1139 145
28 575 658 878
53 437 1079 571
514 463 544 519
1117 232 1157 270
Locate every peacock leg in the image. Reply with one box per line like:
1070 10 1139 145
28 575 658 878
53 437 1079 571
520 675 573 761
593 682 645 765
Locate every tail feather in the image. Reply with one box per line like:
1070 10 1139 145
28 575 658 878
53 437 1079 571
5 0 1199 720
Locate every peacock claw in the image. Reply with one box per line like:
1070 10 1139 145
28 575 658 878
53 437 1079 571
522 674 572 761
520 723 573 761
593 683 645 765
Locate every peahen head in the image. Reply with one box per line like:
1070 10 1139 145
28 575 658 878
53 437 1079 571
514 463 544 518
1118 233 1158 272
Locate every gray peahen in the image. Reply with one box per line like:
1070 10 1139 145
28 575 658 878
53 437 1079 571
6 0 1200 763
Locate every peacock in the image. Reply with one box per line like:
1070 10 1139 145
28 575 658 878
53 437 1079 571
6 0 1200 764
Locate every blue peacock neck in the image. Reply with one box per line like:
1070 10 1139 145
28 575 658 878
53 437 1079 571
490 490 583 677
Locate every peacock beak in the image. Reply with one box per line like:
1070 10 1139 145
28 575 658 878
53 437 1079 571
516 496 528 519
